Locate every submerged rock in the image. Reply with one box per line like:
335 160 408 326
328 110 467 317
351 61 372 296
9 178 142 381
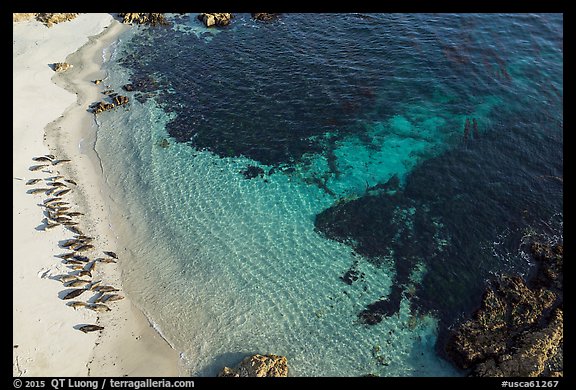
218 354 288 377
197 13 233 27
340 261 364 285
241 165 265 179
251 13 279 22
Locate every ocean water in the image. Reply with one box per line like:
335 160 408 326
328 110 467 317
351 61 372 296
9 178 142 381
93 13 562 376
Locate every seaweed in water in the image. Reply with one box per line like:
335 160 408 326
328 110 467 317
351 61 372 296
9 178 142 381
315 122 562 337
240 165 265 179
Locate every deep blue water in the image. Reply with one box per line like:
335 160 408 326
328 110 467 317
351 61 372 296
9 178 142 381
95 13 562 376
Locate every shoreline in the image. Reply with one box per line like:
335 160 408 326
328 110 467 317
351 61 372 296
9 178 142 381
13 13 181 376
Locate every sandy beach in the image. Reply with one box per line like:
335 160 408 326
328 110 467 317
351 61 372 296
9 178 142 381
13 13 180 377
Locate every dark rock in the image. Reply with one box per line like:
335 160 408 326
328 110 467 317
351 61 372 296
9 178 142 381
341 269 359 285
36 13 78 27
122 84 134 91
444 239 563 377
119 13 168 26
241 165 265 179
473 308 563 377
251 13 279 22
91 101 115 114
340 261 364 285
219 354 288 377
113 95 129 106
197 13 233 28
366 174 400 194
53 62 72 72
530 242 563 290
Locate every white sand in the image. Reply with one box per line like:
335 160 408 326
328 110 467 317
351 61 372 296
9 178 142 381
13 13 181 377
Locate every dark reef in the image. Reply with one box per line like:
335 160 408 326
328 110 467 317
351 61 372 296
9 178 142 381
444 240 563 377
314 123 562 344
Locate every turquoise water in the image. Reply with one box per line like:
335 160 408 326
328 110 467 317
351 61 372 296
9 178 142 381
93 13 562 376
95 97 459 376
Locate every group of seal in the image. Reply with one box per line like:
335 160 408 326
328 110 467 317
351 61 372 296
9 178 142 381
26 154 125 333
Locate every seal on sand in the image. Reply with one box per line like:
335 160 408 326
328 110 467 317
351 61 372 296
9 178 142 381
78 324 104 333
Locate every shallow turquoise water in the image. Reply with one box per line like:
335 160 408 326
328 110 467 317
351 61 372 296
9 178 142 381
93 13 562 376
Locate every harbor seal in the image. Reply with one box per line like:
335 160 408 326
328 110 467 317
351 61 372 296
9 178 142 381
63 259 84 265
26 178 42 185
76 270 92 278
52 159 72 165
32 156 52 162
74 244 95 252
45 221 60 230
64 279 91 288
29 164 49 171
88 303 111 312
72 255 90 262
66 301 88 310
74 235 94 241
67 226 83 235
89 280 102 289
94 285 119 293
103 251 118 259
84 261 97 272
27 188 51 195
58 275 81 283
54 188 71 196
62 288 87 300
78 324 104 333
61 239 81 248
101 294 124 303
96 257 117 264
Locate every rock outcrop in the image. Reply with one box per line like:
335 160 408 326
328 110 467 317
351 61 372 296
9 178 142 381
91 95 129 114
53 62 73 72
218 354 288 377
12 13 37 22
251 13 279 21
119 13 168 26
473 308 563 377
35 13 78 27
197 13 233 27
113 95 129 106
13 13 79 26
445 240 563 377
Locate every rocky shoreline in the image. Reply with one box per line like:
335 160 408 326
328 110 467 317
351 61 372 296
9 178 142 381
13 13 79 27
219 354 288 377
444 239 563 377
